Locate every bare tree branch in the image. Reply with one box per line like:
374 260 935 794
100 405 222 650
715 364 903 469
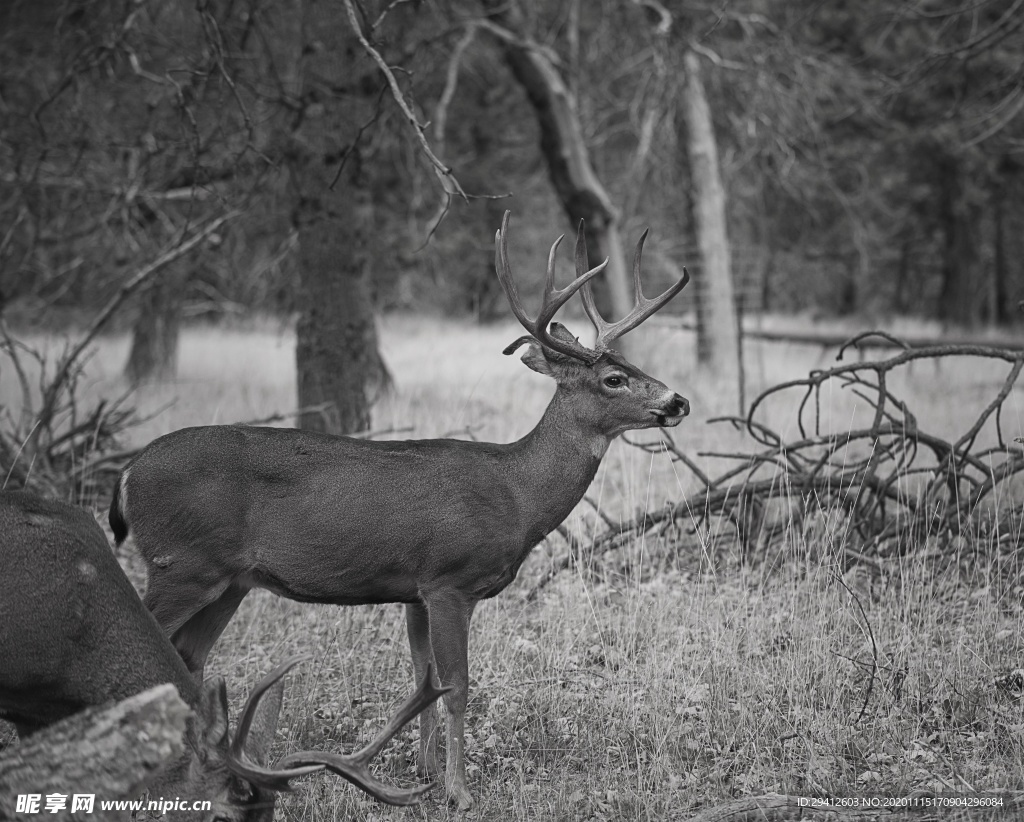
38 212 237 428
434 25 479 157
529 333 1024 597
342 0 467 220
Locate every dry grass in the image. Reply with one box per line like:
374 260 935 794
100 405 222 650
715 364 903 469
4 314 1024 820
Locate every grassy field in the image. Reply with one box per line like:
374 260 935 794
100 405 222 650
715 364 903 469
3 314 1024 820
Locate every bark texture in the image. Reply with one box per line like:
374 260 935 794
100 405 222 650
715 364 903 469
0 684 189 821
124 264 185 385
935 152 982 325
288 0 388 435
682 49 739 379
293 185 384 434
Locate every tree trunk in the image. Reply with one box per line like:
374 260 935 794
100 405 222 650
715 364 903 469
681 50 739 379
936 157 981 326
894 234 911 314
0 684 189 821
481 0 634 351
836 257 857 316
1002 164 1024 322
992 180 1011 325
124 262 185 385
287 0 389 435
293 185 386 434
751 181 774 314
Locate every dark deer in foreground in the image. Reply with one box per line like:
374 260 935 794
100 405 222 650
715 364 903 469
108 211 690 809
0 491 447 819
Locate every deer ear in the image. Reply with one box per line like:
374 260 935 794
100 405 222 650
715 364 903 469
520 342 556 378
502 335 535 356
196 678 231 757
547 322 579 344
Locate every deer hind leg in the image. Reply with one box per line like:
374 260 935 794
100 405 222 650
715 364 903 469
406 601 439 779
171 583 249 677
424 593 476 811
144 572 247 677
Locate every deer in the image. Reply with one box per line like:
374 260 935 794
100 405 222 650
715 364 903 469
0 490 448 819
107 210 690 810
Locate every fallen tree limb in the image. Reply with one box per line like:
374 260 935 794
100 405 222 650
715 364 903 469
0 684 189 821
655 318 1024 352
529 332 1024 597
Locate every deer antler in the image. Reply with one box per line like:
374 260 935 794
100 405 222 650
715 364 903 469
222 656 325 792
579 222 689 350
495 210 608 364
276 665 451 806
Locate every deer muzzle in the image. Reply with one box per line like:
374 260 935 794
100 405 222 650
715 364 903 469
651 393 689 427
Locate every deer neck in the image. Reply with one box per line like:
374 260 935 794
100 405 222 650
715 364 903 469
509 386 608 533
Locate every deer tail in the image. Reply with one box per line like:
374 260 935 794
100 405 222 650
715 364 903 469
108 469 130 546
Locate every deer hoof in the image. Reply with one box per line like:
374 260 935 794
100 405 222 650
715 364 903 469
447 780 474 811
416 753 439 779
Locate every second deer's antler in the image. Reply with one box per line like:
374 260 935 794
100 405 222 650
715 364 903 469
222 656 324 792
276 666 451 806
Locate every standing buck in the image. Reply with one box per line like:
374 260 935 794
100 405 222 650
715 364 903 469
0 491 446 819
109 211 689 809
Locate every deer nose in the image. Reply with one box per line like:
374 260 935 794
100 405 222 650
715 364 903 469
671 393 690 417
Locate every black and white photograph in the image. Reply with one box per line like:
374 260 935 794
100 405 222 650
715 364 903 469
2 0 1024 819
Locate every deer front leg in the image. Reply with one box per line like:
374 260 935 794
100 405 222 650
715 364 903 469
405 601 439 778
425 592 476 811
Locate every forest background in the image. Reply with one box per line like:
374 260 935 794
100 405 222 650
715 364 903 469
3 1 1024 819
3 0 1023 434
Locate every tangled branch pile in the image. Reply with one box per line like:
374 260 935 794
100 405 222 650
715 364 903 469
0 215 233 500
0 324 137 501
532 333 1024 597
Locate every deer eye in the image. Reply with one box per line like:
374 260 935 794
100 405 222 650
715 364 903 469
603 375 626 388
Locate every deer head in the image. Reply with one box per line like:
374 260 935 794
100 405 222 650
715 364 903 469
139 658 316 821
496 211 690 441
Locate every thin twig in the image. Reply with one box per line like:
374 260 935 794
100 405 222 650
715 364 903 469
38 212 237 428
833 572 878 725
342 0 467 224
434 25 478 155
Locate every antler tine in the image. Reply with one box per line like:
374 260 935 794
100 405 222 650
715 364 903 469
277 664 452 806
494 211 536 336
231 655 306 758
579 220 613 343
585 228 691 350
533 233 575 330
225 655 325 791
495 210 607 364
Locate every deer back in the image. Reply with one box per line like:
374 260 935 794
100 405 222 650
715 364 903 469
0 491 199 733
113 425 544 598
